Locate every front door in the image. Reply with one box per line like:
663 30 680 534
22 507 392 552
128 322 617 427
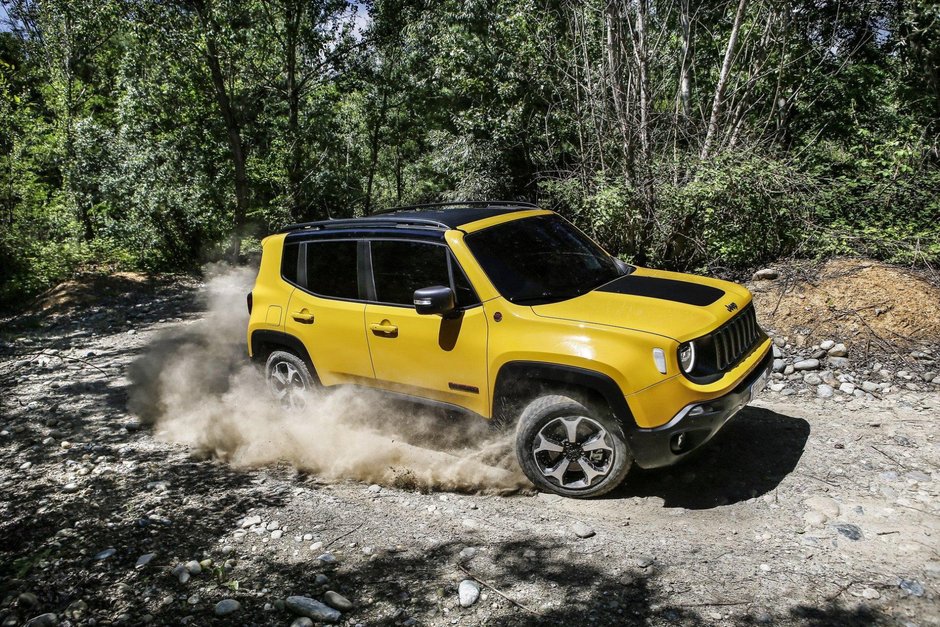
364 239 489 416
284 239 374 386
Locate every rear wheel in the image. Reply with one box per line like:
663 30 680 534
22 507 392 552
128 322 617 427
264 350 315 411
515 395 632 498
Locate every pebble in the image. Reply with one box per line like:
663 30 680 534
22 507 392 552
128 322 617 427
271 530 283 540
634 555 654 568
24 614 58 627
291 619 314 627
285 596 341 622
772 359 785 373
805 496 841 518
266 521 280 531
861 587 880 600
752 269 779 281
833 523 862 541
323 591 354 611
899 579 924 597
458 547 478 562
315 573 329 585
820 340 835 350
18 592 39 608
861 381 880 393
828 343 848 357
241 515 261 528
61 483 79 494
184 560 202 574
803 511 827 527
135 553 155 569
214 599 241 616
794 359 820 371
19 462 32 471
839 382 856 395
828 356 850 369
94 548 116 560
458 580 481 607
803 373 822 385
571 521 595 539
368 484 382 493
817 384 834 399
317 553 337 564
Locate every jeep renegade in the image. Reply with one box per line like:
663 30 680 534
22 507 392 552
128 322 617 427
247 202 772 497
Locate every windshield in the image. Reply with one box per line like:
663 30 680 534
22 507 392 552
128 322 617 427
464 214 632 305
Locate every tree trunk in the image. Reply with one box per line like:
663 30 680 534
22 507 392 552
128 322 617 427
363 90 388 215
203 28 249 261
700 0 748 160
285 0 304 220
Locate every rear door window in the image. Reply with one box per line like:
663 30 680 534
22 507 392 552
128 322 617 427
305 240 359 299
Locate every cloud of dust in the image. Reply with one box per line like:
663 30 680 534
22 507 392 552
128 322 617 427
127 264 528 494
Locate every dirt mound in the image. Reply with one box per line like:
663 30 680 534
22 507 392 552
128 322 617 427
32 272 154 315
751 258 940 359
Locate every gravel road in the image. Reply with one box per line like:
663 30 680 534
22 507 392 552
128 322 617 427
0 275 937 627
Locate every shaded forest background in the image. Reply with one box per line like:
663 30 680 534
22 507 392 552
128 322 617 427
0 0 937 307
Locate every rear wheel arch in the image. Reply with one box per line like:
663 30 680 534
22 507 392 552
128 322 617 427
250 330 320 383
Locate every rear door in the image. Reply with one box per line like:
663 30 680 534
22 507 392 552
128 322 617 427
363 239 489 415
284 239 374 386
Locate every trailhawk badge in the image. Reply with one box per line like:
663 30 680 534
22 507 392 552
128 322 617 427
726 301 738 312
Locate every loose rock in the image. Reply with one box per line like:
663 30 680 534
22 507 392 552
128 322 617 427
571 521 595 539
458 579 481 607
794 359 820 371
285 596 341 622
323 591 354 611
214 599 241 616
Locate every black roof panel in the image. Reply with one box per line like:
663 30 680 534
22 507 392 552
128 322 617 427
277 202 540 235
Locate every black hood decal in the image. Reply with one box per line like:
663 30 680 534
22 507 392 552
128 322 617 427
597 275 725 306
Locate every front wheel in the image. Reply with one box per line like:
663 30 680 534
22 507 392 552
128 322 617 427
264 350 315 411
515 395 632 498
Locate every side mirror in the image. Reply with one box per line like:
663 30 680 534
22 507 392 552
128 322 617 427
413 285 456 316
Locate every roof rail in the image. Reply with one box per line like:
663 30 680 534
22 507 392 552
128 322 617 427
277 216 451 234
372 200 538 215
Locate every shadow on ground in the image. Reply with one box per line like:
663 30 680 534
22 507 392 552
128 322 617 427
615 406 810 509
247 536 892 627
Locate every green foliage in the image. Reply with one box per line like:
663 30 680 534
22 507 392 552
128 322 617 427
0 0 938 310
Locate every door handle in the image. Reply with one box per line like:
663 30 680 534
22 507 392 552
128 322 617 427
292 311 315 323
369 322 398 336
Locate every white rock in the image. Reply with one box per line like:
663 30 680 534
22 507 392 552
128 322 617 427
458 579 481 607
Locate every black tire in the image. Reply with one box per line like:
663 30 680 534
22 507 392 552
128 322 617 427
264 350 316 411
515 394 632 498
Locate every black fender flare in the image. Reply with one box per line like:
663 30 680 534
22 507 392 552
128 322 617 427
492 361 636 432
249 330 317 376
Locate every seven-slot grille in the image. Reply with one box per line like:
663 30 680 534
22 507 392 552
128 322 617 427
713 304 762 371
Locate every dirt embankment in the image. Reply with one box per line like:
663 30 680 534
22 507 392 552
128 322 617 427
750 258 940 359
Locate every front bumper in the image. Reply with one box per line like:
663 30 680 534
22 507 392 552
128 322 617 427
626 348 773 469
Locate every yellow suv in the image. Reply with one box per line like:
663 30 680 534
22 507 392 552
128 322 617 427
247 202 772 497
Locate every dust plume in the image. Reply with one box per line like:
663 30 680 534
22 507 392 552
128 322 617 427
127 264 528 494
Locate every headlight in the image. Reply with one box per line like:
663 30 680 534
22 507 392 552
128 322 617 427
678 341 696 373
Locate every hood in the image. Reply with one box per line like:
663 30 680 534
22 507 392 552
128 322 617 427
530 267 752 342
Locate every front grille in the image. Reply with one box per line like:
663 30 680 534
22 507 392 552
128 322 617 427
712 304 762 371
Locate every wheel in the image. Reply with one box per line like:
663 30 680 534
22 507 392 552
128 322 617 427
515 395 632 498
264 350 315 411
